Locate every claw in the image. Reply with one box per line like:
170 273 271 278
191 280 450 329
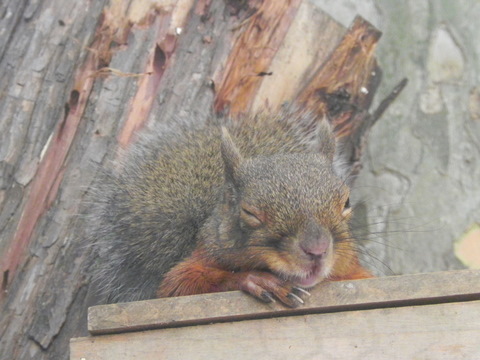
292 287 311 297
287 292 304 305
260 291 276 303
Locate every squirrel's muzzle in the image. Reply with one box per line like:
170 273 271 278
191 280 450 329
299 222 332 259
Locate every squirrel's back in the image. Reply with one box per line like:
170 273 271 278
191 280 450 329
88 108 342 303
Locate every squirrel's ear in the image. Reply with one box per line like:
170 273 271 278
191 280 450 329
314 119 353 183
314 118 336 161
220 127 243 184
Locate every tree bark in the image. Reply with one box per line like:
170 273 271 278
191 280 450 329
0 1 394 359
311 0 480 276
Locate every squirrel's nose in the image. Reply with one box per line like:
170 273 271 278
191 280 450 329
301 239 329 259
301 221 331 259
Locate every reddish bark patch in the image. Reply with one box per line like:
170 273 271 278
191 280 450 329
117 17 180 147
214 0 303 116
296 16 382 138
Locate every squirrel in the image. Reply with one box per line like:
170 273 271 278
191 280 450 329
87 106 372 307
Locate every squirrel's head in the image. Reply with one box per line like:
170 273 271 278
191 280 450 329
218 124 353 288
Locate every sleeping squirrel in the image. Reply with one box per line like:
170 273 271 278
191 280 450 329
87 107 372 307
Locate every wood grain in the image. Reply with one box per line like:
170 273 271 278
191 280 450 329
213 0 303 115
73 300 480 360
88 269 480 335
251 0 345 112
296 16 382 133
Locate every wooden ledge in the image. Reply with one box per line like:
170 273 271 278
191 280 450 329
88 269 480 335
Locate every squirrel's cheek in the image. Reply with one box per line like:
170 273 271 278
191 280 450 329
321 251 336 277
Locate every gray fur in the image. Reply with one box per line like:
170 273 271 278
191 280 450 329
87 107 346 303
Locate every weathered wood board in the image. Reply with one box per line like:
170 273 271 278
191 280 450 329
71 270 480 359
87 269 480 334
72 301 480 359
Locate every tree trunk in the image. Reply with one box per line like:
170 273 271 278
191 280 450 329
0 1 395 359
312 0 480 276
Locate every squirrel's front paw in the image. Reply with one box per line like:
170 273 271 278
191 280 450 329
233 271 310 308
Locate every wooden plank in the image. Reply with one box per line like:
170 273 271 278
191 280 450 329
88 269 480 334
72 300 480 360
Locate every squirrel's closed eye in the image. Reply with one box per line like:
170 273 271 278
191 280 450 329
240 204 264 227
